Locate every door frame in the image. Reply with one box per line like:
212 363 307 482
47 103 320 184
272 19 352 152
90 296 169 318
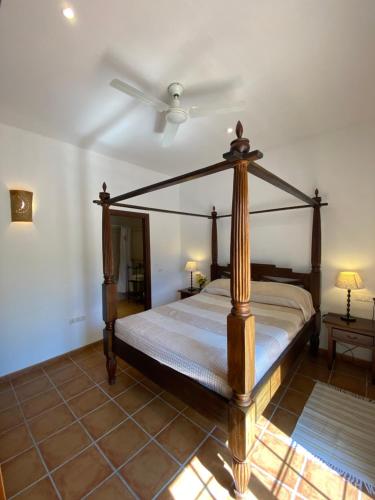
110 209 152 310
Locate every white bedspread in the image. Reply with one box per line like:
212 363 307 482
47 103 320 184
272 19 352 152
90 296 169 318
115 290 313 398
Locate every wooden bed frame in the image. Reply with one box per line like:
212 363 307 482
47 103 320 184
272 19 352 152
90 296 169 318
94 122 327 497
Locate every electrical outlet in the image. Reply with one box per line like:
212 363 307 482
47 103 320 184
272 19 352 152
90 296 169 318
353 293 373 303
69 315 86 324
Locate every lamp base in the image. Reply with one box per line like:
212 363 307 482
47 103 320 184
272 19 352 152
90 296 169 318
340 315 356 323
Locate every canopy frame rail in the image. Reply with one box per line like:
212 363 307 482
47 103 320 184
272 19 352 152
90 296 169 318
217 201 328 219
93 199 211 218
93 132 318 209
93 200 328 219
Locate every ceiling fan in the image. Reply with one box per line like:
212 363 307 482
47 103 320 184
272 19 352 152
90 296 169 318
110 79 245 147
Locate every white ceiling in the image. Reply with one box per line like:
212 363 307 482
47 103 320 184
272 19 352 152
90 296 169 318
1 0 375 175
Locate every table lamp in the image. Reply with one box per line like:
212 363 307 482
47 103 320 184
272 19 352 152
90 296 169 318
335 271 364 322
185 261 197 291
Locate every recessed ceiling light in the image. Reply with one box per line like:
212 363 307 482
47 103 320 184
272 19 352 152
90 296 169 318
62 7 75 19
227 127 233 134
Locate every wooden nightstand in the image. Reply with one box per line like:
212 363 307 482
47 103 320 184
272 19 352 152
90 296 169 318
178 288 200 299
323 313 375 382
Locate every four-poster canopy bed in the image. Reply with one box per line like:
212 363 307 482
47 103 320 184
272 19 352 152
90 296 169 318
94 121 327 497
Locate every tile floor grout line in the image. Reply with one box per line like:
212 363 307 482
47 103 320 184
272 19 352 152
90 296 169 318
0 382 98 435
69 356 221 498
0 444 36 467
2 345 101 389
7 378 62 500
4 347 366 499
17 383 127 447
171 352 305 498
8 372 46 390
81 438 155 499
7 392 117 456
84 396 204 499
256 353 302 444
8 475 52 499
260 352 355 500
42 362 141 500
292 454 308 499
250 461 297 496
66 356 196 496
251 352 305 475
71 355 212 461
0 420 27 439
81 470 138 500
0 362 107 413
152 429 217 499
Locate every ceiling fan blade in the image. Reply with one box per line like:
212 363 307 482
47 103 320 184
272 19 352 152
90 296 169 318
189 102 245 118
161 121 179 147
184 78 240 100
110 79 169 112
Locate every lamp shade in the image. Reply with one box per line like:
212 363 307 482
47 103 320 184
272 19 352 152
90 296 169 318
335 271 364 290
185 261 197 272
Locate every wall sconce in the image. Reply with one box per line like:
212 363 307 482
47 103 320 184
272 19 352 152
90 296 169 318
9 190 33 222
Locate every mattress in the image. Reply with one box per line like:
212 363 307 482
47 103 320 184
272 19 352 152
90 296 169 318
115 283 314 399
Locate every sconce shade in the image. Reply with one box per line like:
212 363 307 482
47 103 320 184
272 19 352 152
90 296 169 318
184 261 197 272
335 271 364 290
10 190 33 222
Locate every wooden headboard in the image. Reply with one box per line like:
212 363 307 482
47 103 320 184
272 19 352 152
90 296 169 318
211 262 312 290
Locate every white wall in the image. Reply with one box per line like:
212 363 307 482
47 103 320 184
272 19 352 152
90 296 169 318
180 123 375 357
0 123 183 376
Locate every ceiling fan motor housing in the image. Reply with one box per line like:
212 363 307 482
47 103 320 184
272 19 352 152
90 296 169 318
167 82 184 98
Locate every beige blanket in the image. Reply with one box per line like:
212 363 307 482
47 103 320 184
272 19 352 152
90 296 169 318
115 287 313 398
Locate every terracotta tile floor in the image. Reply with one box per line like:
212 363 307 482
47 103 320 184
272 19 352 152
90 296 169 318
0 344 374 499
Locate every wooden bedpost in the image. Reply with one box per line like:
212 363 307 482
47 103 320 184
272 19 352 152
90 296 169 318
99 183 117 384
210 206 218 281
225 122 256 497
310 188 322 355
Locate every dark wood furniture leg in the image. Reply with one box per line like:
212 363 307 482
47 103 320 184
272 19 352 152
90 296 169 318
372 347 375 384
327 326 336 370
227 147 255 496
309 189 321 356
100 183 118 385
0 465 6 500
210 206 218 281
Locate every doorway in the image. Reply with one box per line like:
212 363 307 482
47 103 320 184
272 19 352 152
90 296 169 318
110 210 151 318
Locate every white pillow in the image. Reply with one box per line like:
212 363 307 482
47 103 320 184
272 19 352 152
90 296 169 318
250 281 314 321
203 278 314 321
202 279 231 297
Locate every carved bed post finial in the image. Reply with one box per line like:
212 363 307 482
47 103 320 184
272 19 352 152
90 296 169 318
99 182 117 384
227 123 251 157
211 206 218 280
236 121 243 138
310 187 322 355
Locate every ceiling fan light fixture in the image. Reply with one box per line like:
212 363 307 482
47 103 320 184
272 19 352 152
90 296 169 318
227 127 233 134
166 108 188 125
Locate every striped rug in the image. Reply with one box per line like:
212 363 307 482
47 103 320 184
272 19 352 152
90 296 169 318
292 382 375 495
